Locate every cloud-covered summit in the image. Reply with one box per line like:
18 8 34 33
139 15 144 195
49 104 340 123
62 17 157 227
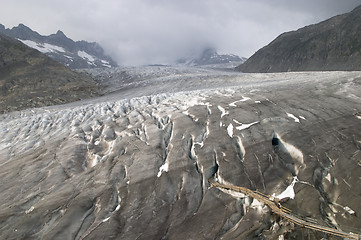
1 0 360 65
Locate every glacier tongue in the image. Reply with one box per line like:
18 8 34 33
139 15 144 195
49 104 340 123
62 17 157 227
0 69 361 239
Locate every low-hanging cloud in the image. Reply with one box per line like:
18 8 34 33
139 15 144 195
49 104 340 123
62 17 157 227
1 0 360 65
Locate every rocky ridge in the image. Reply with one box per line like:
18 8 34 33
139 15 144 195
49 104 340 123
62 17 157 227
0 24 118 69
237 5 361 72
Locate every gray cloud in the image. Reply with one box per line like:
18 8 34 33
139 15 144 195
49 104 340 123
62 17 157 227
1 0 360 65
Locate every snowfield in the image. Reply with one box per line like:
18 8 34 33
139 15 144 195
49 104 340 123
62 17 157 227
18 39 66 53
18 39 114 69
1 67 361 239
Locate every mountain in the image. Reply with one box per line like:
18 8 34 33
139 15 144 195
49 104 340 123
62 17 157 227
177 48 246 67
0 24 118 69
237 5 361 73
0 32 99 113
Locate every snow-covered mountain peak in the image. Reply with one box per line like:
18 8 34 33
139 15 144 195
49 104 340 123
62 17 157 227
177 48 247 68
0 24 117 69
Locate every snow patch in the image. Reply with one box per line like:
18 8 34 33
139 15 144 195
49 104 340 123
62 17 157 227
325 173 331 182
25 206 34 214
19 39 65 53
64 55 74 62
78 50 95 62
233 119 242 125
90 154 101 168
344 206 356 215
274 176 298 200
227 123 233 138
101 60 112 68
217 106 228 118
115 204 121 211
286 113 300 123
240 96 251 102
157 162 169 177
235 121 259 131
229 96 251 107
115 189 122 211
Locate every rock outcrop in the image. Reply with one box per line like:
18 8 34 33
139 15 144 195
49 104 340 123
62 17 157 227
0 32 99 113
177 48 246 67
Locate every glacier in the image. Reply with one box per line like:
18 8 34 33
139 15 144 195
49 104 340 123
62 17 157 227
0 67 361 239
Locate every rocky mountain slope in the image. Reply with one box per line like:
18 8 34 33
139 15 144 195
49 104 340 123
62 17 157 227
178 48 246 68
0 66 360 239
0 24 117 69
0 32 99 113
237 5 361 72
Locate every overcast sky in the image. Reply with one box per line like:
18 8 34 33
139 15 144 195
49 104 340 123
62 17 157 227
1 0 360 65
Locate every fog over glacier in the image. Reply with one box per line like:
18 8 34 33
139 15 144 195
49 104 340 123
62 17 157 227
1 67 361 238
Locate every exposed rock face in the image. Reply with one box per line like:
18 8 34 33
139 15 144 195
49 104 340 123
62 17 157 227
0 24 118 69
0 69 360 239
237 5 361 73
0 32 99 113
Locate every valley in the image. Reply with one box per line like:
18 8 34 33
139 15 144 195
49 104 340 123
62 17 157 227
1 1 361 239
1 66 360 239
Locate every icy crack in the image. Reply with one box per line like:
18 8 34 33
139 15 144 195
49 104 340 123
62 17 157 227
234 136 246 162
